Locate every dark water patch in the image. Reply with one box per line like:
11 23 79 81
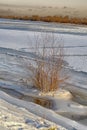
0 87 53 109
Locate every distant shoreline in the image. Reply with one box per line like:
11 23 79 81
0 4 87 25
0 15 87 25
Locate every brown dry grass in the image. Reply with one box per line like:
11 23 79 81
29 33 67 92
0 15 87 25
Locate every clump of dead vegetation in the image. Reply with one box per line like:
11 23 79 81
29 33 67 92
0 15 87 25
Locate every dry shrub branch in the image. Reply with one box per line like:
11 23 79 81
29 33 66 92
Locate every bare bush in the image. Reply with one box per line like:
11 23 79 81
29 33 66 92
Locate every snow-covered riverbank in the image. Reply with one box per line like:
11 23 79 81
0 19 87 130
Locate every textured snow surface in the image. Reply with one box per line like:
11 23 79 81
0 92 67 130
0 19 87 130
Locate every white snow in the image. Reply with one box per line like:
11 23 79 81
0 91 67 130
0 19 87 130
0 90 87 130
0 27 87 72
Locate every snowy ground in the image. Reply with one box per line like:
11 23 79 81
0 93 63 130
0 19 87 130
